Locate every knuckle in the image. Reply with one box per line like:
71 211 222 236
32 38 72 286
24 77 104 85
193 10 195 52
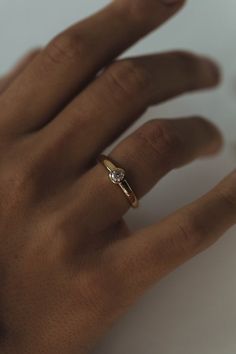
0 161 33 210
44 211 79 244
0 142 44 209
136 120 182 163
217 186 236 213
75 263 124 316
42 212 64 238
44 31 85 66
171 215 207 256
12 163 34 193
106 59 150 100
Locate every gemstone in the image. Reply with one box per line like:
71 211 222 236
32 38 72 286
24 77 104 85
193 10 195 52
109 168 125 184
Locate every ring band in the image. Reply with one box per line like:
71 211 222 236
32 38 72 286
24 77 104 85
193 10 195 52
98 155 139 209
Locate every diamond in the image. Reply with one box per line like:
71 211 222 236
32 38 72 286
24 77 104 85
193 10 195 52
109 168 125 184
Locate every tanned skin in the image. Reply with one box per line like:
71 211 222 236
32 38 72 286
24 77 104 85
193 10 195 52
0 1 235 353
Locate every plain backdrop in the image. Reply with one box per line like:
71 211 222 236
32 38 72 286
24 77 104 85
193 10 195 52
1 1 236 354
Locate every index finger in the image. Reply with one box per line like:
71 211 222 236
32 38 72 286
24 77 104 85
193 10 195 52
1 0 186 133
0 50 40 94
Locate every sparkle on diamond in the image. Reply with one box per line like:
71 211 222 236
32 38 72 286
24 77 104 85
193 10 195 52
109 168 125 184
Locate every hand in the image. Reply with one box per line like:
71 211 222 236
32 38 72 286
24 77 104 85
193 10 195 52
0 1 235 353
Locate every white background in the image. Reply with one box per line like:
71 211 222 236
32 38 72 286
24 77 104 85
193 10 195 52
1 1 236 353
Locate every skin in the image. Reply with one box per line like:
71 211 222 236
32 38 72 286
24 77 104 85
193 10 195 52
0 0 235 353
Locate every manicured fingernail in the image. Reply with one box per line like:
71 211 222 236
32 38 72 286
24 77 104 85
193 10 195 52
161 0 181 4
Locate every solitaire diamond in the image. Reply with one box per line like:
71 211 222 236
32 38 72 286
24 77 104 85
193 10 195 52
109 168 125 184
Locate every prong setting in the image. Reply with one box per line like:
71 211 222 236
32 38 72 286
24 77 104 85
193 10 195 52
109 168 125 184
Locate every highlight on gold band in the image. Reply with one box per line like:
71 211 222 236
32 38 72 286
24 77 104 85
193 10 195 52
98 155 139 209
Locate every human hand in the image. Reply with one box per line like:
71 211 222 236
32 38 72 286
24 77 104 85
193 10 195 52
0 1 235 353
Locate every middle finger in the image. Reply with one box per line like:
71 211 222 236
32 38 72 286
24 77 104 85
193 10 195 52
59 116 222 234
37 52 219 174
1 0 186 134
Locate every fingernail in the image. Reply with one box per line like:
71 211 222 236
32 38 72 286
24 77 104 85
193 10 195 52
161 0 181 4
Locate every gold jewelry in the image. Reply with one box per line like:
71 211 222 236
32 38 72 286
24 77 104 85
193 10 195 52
98 155 139 209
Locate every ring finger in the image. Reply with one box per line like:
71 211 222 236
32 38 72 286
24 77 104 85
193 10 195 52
60 116 222 233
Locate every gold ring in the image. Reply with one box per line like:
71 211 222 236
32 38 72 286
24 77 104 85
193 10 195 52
98 155 139 209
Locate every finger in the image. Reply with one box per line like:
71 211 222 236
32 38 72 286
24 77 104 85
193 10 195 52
42 52 220 172
103 170 236 301
1 0 185 134
0 50 40 94
62 117 222 233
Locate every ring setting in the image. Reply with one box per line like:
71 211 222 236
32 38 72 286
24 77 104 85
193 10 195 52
109 168 125 184
98 155 139 209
